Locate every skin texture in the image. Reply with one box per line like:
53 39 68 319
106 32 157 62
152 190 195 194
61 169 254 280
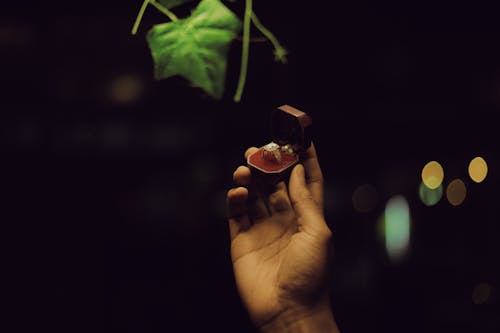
227 145 340 332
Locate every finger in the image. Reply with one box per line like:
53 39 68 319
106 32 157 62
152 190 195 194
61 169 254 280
227 187 251 240
289 164 330 235
232 164 268 221
267 181 292 215
301 143 324 212
244 147 269 222
233 165 257 202
233 165 251 186
244 147 259 159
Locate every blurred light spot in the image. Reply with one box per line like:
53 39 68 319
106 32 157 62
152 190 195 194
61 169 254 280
108 74 144 104
418 182 443 206
383 195 411 263
0 24 33 47
352 184 378 213
421 161 444 189
472 283 491 305
468 156 488 183
446 179 466 206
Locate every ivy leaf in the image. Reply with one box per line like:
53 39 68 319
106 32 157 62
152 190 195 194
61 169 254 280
147 0 241 99
158 0 196 9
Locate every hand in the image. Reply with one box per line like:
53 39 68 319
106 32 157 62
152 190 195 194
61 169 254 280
227 145 339 332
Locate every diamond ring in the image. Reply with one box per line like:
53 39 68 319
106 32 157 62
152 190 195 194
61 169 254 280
262 142 282 164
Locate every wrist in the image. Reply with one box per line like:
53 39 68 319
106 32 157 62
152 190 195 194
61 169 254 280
258 300 340 333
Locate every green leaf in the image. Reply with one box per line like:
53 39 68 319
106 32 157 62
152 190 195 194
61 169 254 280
157 0 196 9
147 0 241 99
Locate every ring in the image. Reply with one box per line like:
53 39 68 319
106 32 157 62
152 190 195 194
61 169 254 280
280 144 293 154
262 142 282 164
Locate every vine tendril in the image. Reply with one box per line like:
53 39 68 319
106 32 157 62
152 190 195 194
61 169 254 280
150 0 179 22
251 13 287 63
132 0 178 36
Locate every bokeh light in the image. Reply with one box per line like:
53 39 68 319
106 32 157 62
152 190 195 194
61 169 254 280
418 182 443 206
472 283 492 305
383 195 411 263
108 74 144 104
468 156 488 183
446 179 467 206
421 161 444 189
352 184 378 213
0 24 33 48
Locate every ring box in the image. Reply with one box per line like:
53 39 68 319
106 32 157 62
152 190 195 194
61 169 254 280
247 105 312 185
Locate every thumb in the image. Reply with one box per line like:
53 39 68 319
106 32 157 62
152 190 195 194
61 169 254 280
289 164 329 234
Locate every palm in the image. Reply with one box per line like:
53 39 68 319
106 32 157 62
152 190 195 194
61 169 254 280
231 212 330 326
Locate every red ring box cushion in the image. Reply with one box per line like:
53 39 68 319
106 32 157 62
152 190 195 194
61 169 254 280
248 147 299 173
247 105 312 184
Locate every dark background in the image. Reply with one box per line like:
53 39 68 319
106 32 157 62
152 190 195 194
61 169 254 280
2 1 499 332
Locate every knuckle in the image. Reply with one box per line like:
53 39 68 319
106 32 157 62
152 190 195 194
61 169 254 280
308 175 324 185
292 191 314 207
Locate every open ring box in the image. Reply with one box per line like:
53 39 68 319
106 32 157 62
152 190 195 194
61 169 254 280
247 105 312 185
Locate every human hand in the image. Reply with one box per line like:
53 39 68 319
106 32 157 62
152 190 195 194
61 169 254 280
227 145 339 332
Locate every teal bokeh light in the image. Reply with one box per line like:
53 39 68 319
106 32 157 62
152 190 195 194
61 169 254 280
384 195 411 263
418 182 443 206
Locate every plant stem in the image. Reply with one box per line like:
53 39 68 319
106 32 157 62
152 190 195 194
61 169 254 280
251 13 287 63
131 0 178 35
131 0 151 35
233 0 252 102
149 0 179 22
